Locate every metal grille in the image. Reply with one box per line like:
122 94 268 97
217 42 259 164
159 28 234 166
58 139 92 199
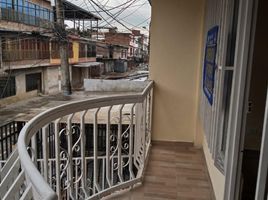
0 76 16 99
0 121 25 160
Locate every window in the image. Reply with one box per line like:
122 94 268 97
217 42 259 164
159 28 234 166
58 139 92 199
26 73 41 92
1 0 7 8
87 42 96 58
17 0 23 12
79 43 86 58
51 41 60 59
215 0 239 170
50 11 53 21
6 0 12 8
0 76 16 99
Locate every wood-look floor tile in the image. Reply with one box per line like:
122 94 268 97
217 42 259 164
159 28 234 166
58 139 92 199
107 142 215 200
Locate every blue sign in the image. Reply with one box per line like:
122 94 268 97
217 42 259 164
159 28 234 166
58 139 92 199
203 26 219 105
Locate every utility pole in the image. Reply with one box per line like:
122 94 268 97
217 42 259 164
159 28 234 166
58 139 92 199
55 0 72 95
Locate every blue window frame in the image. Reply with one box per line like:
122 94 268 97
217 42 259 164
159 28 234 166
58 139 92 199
1 0 7 8
17 0 23 12
50 11 53 21
6 0 12 8
35 4 40 17
44 8 49 20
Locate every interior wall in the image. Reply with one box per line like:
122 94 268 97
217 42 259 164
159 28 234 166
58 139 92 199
149 0 205 142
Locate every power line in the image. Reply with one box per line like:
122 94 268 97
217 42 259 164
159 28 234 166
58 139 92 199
98 0 139 27
89 0 132 32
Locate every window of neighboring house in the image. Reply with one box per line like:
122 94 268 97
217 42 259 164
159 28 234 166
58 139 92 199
26 72 42 92
68 43 73 58
18 0 23 13
51 41 60 59
23 1 29 23
51 41 73 59
79 43 86 58
35 5 40 18
6 0 12 8
87 43 96 58
29 3 36 25
2 38 20 61
50 11 53 22
40 40 49 59
1 0 7 8
44 8 49 20
0 76 16 99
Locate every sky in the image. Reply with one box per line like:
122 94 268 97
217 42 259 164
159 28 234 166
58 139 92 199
66 0 151 35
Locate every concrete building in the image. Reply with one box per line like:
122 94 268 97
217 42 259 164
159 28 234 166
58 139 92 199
0 0 100 101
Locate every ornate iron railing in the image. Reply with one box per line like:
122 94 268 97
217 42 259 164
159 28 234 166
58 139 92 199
16 81 153 199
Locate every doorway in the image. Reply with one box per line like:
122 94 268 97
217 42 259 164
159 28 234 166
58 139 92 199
238 0 268 198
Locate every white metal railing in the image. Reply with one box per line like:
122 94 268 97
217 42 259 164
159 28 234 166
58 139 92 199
16 81 153 200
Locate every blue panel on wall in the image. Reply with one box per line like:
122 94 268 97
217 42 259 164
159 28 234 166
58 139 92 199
203 26 219 105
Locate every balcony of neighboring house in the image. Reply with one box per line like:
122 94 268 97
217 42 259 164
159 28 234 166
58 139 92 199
1 35 51 70
0 0 54 31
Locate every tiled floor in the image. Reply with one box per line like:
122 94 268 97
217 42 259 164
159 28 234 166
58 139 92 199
109 142 215 200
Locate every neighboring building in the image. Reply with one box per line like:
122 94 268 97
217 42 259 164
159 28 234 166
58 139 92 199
103 28 149 71
0 0 100 100
96 38 129 74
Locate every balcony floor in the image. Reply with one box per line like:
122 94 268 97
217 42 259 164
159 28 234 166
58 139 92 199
108 142 215 200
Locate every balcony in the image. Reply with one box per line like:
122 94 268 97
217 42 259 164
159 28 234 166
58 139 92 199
0 5 53 29
0 81 214 199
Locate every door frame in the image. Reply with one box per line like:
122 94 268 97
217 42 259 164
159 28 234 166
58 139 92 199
223 0 259 199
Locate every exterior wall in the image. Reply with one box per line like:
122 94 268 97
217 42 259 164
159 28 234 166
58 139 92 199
43 66 60 94
149 0 206 142
16 73 26 94
14 68 42 94
96 42 109 58
50 41 96 65
105 32 131 47
73 42 79 62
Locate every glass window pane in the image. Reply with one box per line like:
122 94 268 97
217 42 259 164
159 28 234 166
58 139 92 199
35 5 40 17
6 0 12 8
50 11 53 21
18 0 23 12
1 0 7 8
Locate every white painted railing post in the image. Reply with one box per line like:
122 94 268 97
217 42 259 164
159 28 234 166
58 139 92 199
129 104 136 179
42 125 49 182
106 106 112 187
67 114 74 199
54 119 61 199
93 108 101 194
117 105 124 183
80 110 88 198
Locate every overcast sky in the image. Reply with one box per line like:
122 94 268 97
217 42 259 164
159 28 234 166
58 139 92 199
67 0 151 35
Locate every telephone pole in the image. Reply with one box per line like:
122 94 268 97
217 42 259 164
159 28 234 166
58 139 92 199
55 0 72 95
